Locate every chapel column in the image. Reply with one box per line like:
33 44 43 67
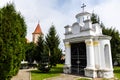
64 42 71 73
107 41 113 70
108 41 114 78
84 39 97 78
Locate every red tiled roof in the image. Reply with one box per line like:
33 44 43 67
32 23 43 34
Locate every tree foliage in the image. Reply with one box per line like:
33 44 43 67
36 35 51 72
0 3 26 80
25 42 36 63
35 35 44 62
45 25 62 67
91 13 100 24
91 13 120 65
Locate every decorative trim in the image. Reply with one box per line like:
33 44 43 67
86 41 99 46
63 36 93 43
80 27 95 32
93 41 99 46
63 35 111 44
86 41 93 46
65 43 70 47
64 32 72 35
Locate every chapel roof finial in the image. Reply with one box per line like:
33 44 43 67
81 3 86 12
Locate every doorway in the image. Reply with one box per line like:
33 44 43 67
71 42 86 75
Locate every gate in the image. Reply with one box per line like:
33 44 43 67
71 42 86 75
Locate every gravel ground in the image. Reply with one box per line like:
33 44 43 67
11 69 31 80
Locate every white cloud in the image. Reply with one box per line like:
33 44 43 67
93 0 120 30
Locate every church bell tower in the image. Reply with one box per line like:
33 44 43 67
32 23 43 43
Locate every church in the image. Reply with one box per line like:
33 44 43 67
32 23 43 43
63 4 114 78
26 23 43 43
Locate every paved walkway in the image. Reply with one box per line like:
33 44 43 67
11 69 117 80
11 69 91 80
11 69 31 80
46 74 91 80
46 75 117 80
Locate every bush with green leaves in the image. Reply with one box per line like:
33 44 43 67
0 3 26 80
38 57 51 72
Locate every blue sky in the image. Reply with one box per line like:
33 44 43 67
1 0 120 50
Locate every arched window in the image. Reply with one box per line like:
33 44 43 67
104 44 110 68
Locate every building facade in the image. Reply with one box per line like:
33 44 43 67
63 11 114 78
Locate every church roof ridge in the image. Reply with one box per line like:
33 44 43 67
32 23 43 34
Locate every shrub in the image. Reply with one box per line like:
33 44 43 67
38 62 51 72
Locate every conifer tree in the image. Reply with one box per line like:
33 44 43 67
25 42 36 63
91 13 100 24
0 3 26 79
35 35 44 62
45 25 62 67
36 35 51 72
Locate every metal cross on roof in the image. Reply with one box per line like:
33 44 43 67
81 3 86 12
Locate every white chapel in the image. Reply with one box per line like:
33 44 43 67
63 4 114 78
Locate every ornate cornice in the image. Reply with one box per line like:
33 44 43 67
63 35 111 43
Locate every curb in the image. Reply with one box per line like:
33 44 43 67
29 69 31 80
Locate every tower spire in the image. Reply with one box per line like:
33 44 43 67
38 20 40 24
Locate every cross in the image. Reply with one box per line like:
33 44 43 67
81 3 86 12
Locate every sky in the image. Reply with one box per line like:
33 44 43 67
0 0 120 50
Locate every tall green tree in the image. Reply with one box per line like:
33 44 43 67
25 42 36 63
0 3 26 80
35 35 44 62
45 24 62 67
36 35 51 72
91 13 120 65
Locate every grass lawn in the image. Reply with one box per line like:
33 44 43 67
31 64 63 80
114 66 120 79
31 64 120 80
77 78 91 80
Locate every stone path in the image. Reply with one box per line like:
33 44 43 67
11 69 91 80
11 69 31 80
45 74 91 80
11 69 117 80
